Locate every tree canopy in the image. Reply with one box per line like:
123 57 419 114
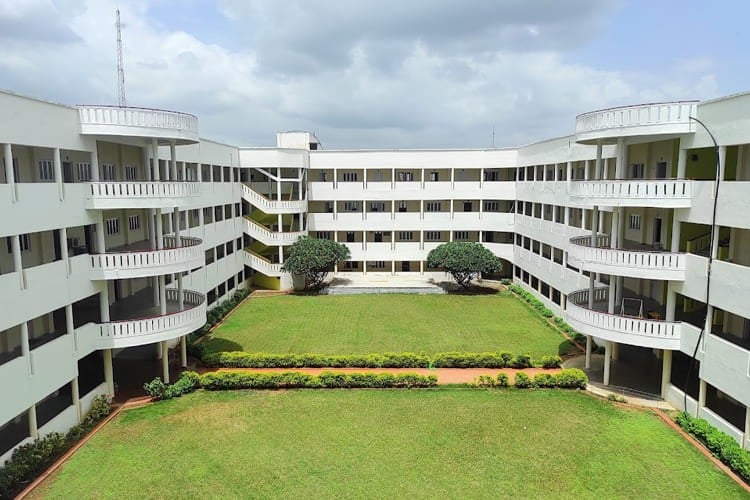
426 241 503 288
281 237 351 290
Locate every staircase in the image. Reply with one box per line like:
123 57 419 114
243 248 284 277
244 217 305 246
242 183 307 214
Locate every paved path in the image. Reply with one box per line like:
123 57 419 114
209 367 560 384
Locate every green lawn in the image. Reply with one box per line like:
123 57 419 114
33 390 745 499
203 293 571 358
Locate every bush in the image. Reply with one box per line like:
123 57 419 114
510 354 533 369
496 372 510 387
514 369 587 390
514 372 534 388
143 378 168 400
471 375 499 388
533 373 557 388
541 355 563 369
676 412 750 483
198 371 437 391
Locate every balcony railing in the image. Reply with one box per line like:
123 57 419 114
568 179 692 208
565 288 681 349
244 217 305 246
241 184 307 214
568 235 686 280
243 249 283 277
78 105 199 142
575 101 697 141
90 236 203 279
97 289 206 348
85 181 201 209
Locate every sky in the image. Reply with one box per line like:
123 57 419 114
0 0 746 149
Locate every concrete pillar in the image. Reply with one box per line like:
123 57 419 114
21 321 31 373
197 163 203 183
718 145 727 182
744 407 750 451
71 377 82 423
608 277 616 314
698 379 707 416
661 349 672 399
65 304 75 352
161 340 170 383
615 137 626 178
177 275 184 310
53 147 63 200
611 342 619 361
665 282 677 322
151 138 160 181
103 348 114 397
181 335 188 368
28 405 38 439
95 221 106 254
159 275 167 316
603 341 612 386
677 147 687 179
4 143 16 202
584 160 590 181
11 234 24 289
170 140 177 180
566 161 572 191
90 143 100 181
595 141 603 180
585 335 592 370
100 286 110 322
155 209 164 249
59 226 70 275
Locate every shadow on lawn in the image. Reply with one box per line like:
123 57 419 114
432 281 501 295
203 338 245 353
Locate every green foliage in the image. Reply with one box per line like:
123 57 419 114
541 355 563 369
497 373 510 387
0 396 110 499
198 371 438 390
514 372 534 389
514 369 588 389
426 241 503 288
143 378 168 400
144 372 201 401
675 412 750 483
281 236 351 289
201 351 552 369
470 373 510 388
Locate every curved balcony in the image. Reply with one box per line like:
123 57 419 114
568 235 686 281
78 105 199 143
85 181 201 209
575 101 697 144
241 184 308 214
90 236 203 280
568 179 692 208
244 217 305 246
565 288 681 350
97 289 206 349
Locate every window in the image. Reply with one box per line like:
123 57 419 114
105 218 120 235
344 201 360 212
325 202 333 213
484 170 499 181
398 171 414 181
226 240 234 255
38 160 54 181
6 234 31 253
320 172 328 181
316 232 331 240
629 214 641 230
202 207 213 223
630 163 645 178
124 165 137 180
77 162 91 181
346 232 355 243
398 231 413 241
426 231 441 241
429 171 439 182
455 231 469 240
425 202 441 212
344 261 359 269
484 201 499 212
370 261 385 268
102 164 116 181
370 202 385 212
128 215 140 231
398 201 407 213
342 172 358 182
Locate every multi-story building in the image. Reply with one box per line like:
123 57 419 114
1 89 749 463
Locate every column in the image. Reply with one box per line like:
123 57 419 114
603 341 612 386
4 143 16 202
28 405 38 439
698 379 707 417
197 163 203 183
661 349 672 399
170 140 177 180
665 282 677 323
676 147 687 179
566 161 572 192
99 286 110 322
181 162 187 181
71 377 82 423
59 227 70 275
11 234 24 289
53 147 63 200
181 335 188 368
595 141 603 180
65 304 75 352
585 335 592 370
161 340 170 383
90 143 100 181
103 348 114 397
744 408 750 451
718 146 727 182
21 321 31 373
151 138 160 181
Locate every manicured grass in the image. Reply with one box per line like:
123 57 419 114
203 293 571 358
33 390 746 499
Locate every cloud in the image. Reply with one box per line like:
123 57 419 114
0 0 721 149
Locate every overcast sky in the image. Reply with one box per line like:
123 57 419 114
0 0 745 149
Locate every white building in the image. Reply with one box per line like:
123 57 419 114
1 89 749 462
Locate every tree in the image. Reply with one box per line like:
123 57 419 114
426 241 503 289
281 236 351 290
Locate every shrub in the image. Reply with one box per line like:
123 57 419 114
541 355 562 369
496 373 510 387
510 354 533 369
533 373 557 388
514 372 535 388
676 412 750 483
143 378 168 400
198 371 437 391
471 375 498 388
554 369 588 389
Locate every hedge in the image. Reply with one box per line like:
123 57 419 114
675 412 750 483
514 369 588 389
470 373 510 388
201 350 560 370
0 396 110 499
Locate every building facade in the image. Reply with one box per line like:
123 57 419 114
1 89 749 462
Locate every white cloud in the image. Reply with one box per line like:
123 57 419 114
0 0 720 148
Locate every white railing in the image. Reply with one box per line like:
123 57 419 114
78 105 198 134
98 289 205 345
244 217 305 246
568 235 686 279
243 250 283 276
575 101 697 134
241 184 307 213
569 179 692 203
90 236 202 277
87 181 201 201
685 232 712 254
565 288 681 348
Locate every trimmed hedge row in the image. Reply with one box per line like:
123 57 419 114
514 369 587 389
144 370 438 399
675 412 750 483
202 351 563 370
0 396 111 499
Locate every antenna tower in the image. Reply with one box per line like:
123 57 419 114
116 9 126 106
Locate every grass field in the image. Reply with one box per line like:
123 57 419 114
203 293 572 358
32 389 746 499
